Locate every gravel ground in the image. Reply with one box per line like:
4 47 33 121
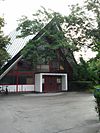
0 92 100 133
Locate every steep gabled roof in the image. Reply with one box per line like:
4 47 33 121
0 18 62 80
0 17 77 80
7 30 34 58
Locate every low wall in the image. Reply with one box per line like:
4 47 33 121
0 85 34 92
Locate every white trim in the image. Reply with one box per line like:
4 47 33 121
40 73 67 76
35 73 68 92
0 55 22 80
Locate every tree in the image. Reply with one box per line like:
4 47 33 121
84 0 100 58
0 17 10 68
17 7 85 67
88 58 100 83
17 1 99 81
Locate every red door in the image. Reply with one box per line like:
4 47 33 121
43 76 60 92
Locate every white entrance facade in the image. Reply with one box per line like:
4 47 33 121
35 73 68 92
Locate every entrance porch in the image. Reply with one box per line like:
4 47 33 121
35 73 68 93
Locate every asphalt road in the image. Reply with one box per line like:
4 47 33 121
0 92 100 133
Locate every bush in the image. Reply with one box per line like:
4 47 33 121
69 81 93 91
94 87 100 120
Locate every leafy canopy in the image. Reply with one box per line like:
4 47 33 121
0 17 10 67
17 1 99 61
17 0 99 82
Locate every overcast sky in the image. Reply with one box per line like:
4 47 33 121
0 0 84 35
0 0 97 60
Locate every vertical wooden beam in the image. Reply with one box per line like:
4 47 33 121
16 63 19 92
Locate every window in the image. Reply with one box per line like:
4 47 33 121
26 78 33 84
36 65 49 72
0 76 16 85
18 76 26 84
18 76 34 84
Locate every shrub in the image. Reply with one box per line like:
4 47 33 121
94 87 100 120
69 81 93 91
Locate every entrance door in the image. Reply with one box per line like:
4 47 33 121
43 76 61 92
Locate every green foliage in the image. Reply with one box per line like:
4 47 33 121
69 80 93 91
17 7 86 68
94 85 100 89
17 7 64 38
84 0 100 55
73 56 99 84
95 98 100 120
17 1 99 82
94 88 100 98
0 17 10 68
88 58 100 84
22 25 67 66
94 87 100 120
73 57 90 81
79 57 90 80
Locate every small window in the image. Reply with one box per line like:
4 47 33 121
26 78 33 84
18 76 26 84
0 76 16 85
57 78 61 83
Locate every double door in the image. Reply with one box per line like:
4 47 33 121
43 76 61 92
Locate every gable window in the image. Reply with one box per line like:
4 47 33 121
36 65 49 72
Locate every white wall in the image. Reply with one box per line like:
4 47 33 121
0 85 16 92
0 85 34 92
62 75 68 91
18 85 34 92
35 73 68 93
35 74 42 92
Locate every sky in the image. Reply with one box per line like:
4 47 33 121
0 0 84 35
0 0 97 60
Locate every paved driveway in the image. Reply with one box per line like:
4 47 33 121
0 92 100 133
